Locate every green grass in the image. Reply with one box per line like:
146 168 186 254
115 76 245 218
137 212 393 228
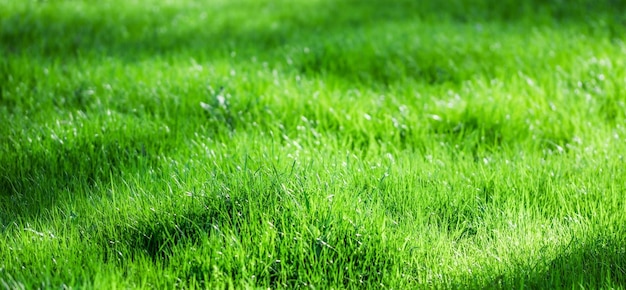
1 0 626 288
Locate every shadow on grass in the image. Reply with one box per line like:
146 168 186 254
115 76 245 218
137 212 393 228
0 125 172 223
0 0 624 90
102 196 397 288
1 0 623 59
481 231 626 289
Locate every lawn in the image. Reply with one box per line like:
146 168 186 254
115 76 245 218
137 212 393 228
1 0 625 288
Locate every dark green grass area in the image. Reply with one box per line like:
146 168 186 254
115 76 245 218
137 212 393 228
2 0 626 288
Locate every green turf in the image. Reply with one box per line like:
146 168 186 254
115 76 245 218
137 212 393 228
1 0 626 288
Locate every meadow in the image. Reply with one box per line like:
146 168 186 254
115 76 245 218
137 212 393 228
1 0 625 288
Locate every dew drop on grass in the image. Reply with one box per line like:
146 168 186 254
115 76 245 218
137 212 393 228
216 95 226 107
430 114 442 121
199 101 211 111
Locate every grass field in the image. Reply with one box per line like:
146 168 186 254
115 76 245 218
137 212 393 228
1 0 626 288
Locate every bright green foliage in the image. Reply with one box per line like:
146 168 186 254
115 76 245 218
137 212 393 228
1 0 625 288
